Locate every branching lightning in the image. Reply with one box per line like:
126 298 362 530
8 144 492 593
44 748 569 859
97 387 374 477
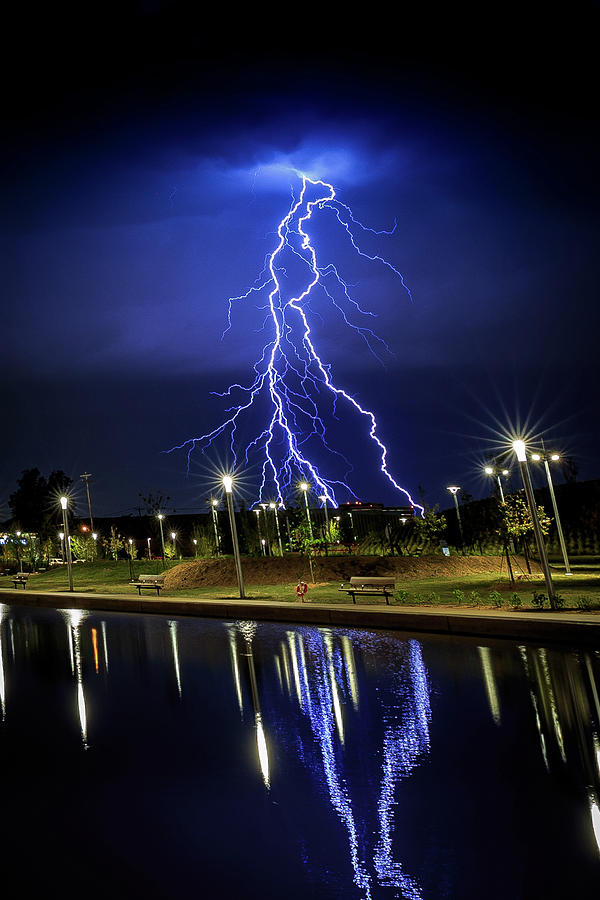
167 173 423 514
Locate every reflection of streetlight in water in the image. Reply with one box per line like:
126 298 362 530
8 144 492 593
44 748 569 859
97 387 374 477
62 608 88 748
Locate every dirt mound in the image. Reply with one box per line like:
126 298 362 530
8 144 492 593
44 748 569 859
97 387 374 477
163 554 537 589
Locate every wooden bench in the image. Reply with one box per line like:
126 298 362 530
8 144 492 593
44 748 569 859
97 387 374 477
339 576 396 604
12 573 30 589
131 574 165 596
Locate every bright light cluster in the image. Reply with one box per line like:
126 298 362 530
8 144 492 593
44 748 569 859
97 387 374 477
167 174 423 513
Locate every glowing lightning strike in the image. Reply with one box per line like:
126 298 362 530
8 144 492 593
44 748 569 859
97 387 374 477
167 174 424 515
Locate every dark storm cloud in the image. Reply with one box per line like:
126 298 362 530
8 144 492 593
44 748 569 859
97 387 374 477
2 5 599 512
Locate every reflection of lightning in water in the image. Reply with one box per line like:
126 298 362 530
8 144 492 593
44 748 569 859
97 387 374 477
373 640 430 896
166 174 424 514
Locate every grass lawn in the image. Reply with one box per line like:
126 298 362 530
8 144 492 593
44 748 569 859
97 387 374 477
3 558 600 612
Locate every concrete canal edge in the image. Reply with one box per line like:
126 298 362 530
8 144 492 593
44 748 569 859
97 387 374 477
1 587 599 646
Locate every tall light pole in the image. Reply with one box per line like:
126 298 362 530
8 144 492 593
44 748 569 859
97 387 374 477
531 451 572 575
171 531 177 559
209 499 221 555
260 503 271 555
157 513 166 568
484 466 515 553
254 508 265 555
15 531 23 572
446 486 464 550
299 482 314 541
60 496 74 592
193 538 198 558
319 495 330 539
223 475 245 599
513 440 556 608
59 531 65 563
80 473 95 533
269 502 284 556
147 536 151 560
128 538 134 581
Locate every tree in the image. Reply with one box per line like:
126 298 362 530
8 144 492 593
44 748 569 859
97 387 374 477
9 468 74 537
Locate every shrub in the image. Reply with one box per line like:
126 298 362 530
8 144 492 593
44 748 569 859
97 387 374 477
452 589 465 605
510 592 522 609
576 595 593 610
413 593 425 605
427 591 440 605
469 590 482 605
395 589 410 605
488 590 503 608
532 591 546 609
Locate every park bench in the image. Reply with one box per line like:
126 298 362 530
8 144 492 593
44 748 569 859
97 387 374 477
131 574 165 596
12 573 30 589
339 576 396 605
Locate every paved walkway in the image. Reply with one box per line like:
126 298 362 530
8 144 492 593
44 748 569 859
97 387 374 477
1 586 599 645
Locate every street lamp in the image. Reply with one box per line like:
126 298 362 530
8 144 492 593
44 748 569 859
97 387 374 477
512 440 556 607
170 531 177 559
531 451 572 575
319 494 330 537
60 496 74 592
80 472 95 533
59 531 65 563
299 482 314 540
147 536 151 560
269 502 284 556
260 503 271 555
223 475 245 599
484 465 515 553
446 486 464 550
193 538 198 558
254 508 265 555
14 531 23 573
157 513 166 568
128 538 134 581
92 531 98 561
209 499 221 555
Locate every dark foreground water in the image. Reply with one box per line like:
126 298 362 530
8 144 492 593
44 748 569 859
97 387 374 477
0 603 598 899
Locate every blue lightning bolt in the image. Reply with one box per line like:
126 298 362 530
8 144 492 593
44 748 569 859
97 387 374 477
167 173 423 515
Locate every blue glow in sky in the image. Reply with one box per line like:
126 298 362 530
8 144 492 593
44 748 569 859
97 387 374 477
1 5 598 515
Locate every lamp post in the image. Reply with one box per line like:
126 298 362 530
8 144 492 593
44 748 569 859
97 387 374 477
531 451 572 575
254 508 265 555
512 440 556 608
484 466 515 553
15 531 23 572
157 513 166 568
446 486 464 550
319 494 330 537
260 503 271 555
299 482 314 541
60 496 74 592
209 499 221 555
269 502 284 556
59 531 65 563
147 536 151 560
170 531 177 560
128 538 134 581
80 472 95 533
193 538 198 558
223 475 245 599
92 532 98 561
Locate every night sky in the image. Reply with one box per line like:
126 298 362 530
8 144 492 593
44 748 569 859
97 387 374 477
2 4 599 518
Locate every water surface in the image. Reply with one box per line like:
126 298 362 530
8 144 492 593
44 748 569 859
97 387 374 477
0 603 598 898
